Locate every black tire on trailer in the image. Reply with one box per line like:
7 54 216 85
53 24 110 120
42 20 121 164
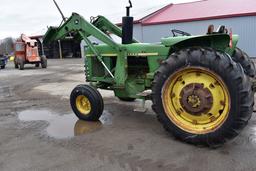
1 65 5 69
118 97 136 102
232 48 256 77
19 59 24 70
41 56 47 68
70 84 104 121
35 63 40 67
151 47 254 147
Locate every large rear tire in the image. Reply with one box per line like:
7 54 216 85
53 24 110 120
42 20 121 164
232 48 256 77
152 47 254 147
70 84 104 121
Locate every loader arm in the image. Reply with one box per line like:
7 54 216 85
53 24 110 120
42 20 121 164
43 13 121 51
91 15 139 43
43 13 128 78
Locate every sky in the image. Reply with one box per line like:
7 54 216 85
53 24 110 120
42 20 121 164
0 0 195 39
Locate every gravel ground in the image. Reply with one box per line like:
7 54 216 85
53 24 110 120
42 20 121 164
0 59 256 171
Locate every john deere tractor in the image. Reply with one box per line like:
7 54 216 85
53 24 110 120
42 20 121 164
44 1 256 146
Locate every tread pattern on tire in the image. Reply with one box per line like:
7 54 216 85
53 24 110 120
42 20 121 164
70 84 104 121
151 47 254 147
232 48 256 77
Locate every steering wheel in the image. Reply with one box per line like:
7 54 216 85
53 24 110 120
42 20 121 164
171 29 191 37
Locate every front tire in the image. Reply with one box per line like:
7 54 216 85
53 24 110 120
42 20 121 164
41 56 47 68
70 84 104 121
152 47 254 147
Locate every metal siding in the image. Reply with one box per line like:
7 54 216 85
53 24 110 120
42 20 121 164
138 16 256 57
133 24 143 42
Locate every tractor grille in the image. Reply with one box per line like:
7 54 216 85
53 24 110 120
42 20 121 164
127 56 149 75
91 57 105 77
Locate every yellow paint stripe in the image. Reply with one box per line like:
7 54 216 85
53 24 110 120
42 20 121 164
128 52 159 56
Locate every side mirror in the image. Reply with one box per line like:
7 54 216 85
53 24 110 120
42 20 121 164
216 25 226 33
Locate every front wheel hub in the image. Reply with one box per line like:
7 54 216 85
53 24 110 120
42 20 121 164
76 95 92 115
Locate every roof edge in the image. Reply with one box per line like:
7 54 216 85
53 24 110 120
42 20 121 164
172 0 207 6
142 12 256 26
30 35 44 39
139 3 173 23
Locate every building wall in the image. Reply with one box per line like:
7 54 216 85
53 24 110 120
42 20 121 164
133 16 256 57
133 24 143 42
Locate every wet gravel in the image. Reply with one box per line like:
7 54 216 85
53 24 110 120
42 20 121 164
0 59 256 171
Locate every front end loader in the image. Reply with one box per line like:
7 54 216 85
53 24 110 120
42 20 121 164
43 0 256 147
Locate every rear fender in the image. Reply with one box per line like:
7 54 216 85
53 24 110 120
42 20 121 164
162 34 238 56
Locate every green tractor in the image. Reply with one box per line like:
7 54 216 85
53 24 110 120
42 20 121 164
44 1 256 146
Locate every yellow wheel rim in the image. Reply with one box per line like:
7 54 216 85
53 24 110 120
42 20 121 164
76 95 92 115
162 67 230 134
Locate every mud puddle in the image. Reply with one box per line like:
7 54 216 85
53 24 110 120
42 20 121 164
18 109 112 139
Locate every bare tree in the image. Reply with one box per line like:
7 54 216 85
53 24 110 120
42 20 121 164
0 37 15 55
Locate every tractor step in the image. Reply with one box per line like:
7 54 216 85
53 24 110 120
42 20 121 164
134 107 147 113
136 90 152 97
133 90 152 112
134 99 147 113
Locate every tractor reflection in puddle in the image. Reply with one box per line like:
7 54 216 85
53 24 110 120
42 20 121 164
18 109 112 139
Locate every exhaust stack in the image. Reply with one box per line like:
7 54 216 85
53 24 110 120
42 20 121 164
122 0 133 44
